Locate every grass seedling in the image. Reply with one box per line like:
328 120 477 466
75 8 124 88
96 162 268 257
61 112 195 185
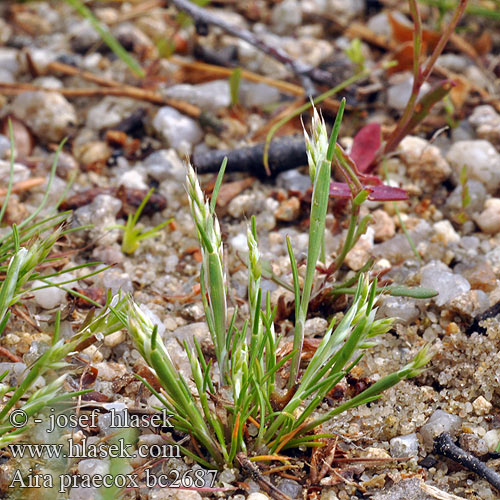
457 165 471 224
229 67 243 107
111 188 172 254
344 38 366 73
125 104 432 469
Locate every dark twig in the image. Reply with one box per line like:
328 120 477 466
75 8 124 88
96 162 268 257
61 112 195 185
434 432 500 492
169 0 335 92
466 300 500 335
192 136 307 177
236 453 292 500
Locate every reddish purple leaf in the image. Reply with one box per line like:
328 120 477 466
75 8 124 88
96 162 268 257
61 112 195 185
350 122 381 173
330 182 408 201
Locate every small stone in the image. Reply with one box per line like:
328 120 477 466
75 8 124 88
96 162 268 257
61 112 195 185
474 198 500 234
86 97 138 131
152 106 203 155
31 273 74 309
469 105 500 146
420 260 470 307
94 361 127 381
228 193 263 218
275 197 301 222
398 136 451 188
455 259 496 292
276 169 312 193
389 433 419 458
74 141 112 171
163 81 230 111
104 330 126 348
387 75 430 111
247 494 270 500
446 140 500 193
472 395 492 416
117 168 148 190
305 317 328 337
12 91 77 142
420 409 462 449
277 478 302 499
445 179 486 218
448 290 489 318
345 227 374 271
271 0 302 34
459 433 489 456
372 209 395 242
371 477 434 500
483 430 500 453
77 459 109 477
380 296 419 324
239 82 281 108
432 220 460 245
144 149 185 182
363 447 391 459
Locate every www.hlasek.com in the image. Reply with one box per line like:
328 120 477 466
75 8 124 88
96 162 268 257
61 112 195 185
7 407 218 492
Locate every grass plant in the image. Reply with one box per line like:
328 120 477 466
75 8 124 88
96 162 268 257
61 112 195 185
124 105 432 468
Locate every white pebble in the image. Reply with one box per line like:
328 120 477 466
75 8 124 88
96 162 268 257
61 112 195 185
472 395 492 416
446 140 500 193
474 198 500 234
12 91 76 142
152 106 203 155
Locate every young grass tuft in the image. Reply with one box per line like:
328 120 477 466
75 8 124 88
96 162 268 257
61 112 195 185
124 104 432 469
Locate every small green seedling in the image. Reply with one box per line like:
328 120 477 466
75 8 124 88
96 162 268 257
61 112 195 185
229 67 243 107
345 38 366 72
112 189 172 254
457 165 471 224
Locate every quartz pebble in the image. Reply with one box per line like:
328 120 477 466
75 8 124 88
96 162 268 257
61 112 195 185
448 290 489 318
277 478 302 499
12 91 77 142
305 317 328 337
86 97 137 130
387 76 430 111
483 429 500 453
276 169 312 192
271 0 302 34
474 198 500 234
389 433 419 458
420 260 470 307
77 459 109 477
372 209 395 242
239 82 281 108
380 296 419 324
445 179 486 217
420 409 462 449
398 136 451 188
31 273 74 309
472 395 492 416
459 433 488 456
433 220 460 245
345 227 374 271
372 477 434 500
152 106 203 155
163 81 230 111
275 196 301 222
454 259 496 292
247 494 270 500
469 105 500 146
144 149 185 182
446 140 500 193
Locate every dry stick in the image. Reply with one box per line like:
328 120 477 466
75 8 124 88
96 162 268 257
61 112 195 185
236 453 292 500
169 0 335 93
0 178 45 197
193 136 307 176
0 82 201 119
434 432 500 492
